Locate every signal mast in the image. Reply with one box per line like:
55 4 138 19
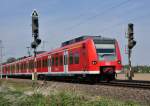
127 23 136 80
31 10 41 81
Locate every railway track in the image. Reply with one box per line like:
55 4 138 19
2 78 150 90
99 80 150 89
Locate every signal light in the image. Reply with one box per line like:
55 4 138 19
128 40 136 49
31 41 37 49
32 10 39 36
36 38 41 45
31 10 41 49
128 23 136 49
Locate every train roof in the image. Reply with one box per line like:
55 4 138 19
2 35 116 65
61 35 116 47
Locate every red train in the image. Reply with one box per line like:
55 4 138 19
0 36 122 81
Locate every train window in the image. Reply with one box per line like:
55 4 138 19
12 65 14 71
64 55 68 65
74 52 79 64
10 65 12 71
52 57 55 66
20 64 22 70
42 59 45 67
29 62 31 70
55 57 58 66
17 64 19 72
24 63 26 70
36 61 38 68
21 63 23 70
11 65 13 72
5 66 7 72
2 67 4 71
39 60 42 68
45 59 48 67
30 61 32 69
59 55 63 66
32 61 34 69
69 52 73 64
29 60 34 69
22 63 24 70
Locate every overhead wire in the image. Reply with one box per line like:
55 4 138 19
98 11 150 34
63 0 131 32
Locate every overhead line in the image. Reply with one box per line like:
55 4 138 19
64 0 130 31
99 12 150 34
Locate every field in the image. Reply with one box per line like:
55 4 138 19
117 73 150 80
0 79 141 106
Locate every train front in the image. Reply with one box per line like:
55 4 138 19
91 36 122 81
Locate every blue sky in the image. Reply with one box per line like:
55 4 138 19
0 0 150 65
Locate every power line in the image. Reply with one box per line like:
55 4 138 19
64 0 130 32
98 12 150 34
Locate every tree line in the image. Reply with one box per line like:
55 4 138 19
123 65 150 73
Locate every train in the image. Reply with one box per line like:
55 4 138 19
0 36 122 81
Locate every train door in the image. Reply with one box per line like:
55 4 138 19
48 55 51 73
63 50 68 73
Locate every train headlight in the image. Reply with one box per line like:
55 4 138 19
117 60 121 64
92 61 97 65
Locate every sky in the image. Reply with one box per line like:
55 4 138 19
0 0 150 65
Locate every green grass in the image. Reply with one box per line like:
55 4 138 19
0 90 140 106
0 80 140 106
1 91 138 106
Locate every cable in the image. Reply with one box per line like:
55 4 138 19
98 12 150 34
64 0 130 31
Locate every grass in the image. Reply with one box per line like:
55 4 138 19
0 80 140 106
0 91 140 106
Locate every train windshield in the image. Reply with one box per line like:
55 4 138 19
95 44 116 61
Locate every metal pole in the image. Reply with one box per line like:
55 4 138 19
34 47 37 81
128 48 132 80
127 23 135 80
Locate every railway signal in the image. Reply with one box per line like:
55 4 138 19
128 24 136 49
32 10 39 37
31 10 41 81
127 23 136 80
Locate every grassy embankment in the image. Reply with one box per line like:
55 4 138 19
0 79 139 106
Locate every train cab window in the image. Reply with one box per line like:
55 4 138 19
69 52 73 64
55 57 58 66
74 52 79 64
59 55 63 66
